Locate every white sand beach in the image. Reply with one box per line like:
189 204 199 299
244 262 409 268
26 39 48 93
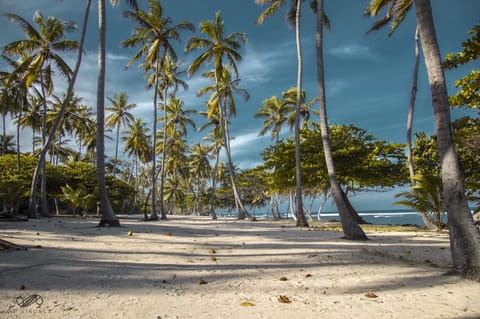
1 216 479 319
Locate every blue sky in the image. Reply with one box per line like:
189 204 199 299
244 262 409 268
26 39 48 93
1 0 479 210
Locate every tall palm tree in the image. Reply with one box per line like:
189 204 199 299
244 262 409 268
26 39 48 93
93 0 138 226
106 92 136 176
314 0 367 239
186 14 252 220
365 5 433 229
122 0 193 220
123 118 151 210
154 56 189 220
3 10 79 217
366 0 480 279
198 111 223 219
256 0 309 226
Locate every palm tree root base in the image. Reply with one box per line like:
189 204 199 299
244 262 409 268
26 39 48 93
342 235 369 241
97 219 121 227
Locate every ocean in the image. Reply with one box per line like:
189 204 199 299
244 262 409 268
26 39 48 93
251 209 447 227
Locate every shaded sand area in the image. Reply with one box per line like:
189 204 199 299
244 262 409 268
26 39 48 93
1 216 479 319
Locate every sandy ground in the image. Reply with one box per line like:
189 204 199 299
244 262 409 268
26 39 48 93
0 215 479 319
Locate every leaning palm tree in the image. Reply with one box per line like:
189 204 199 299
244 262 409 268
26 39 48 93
122 0 193 220
314 0 367 239
364 0 434 230
366 0 480 279
186 12 253 220
3 10 80 217
106 92 136 176
256 0 309 227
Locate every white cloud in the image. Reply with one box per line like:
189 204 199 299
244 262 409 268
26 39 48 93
239 41 296 85
327 44 377 59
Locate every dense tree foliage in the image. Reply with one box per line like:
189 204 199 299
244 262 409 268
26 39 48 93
262 123 408 197
443 25 480 109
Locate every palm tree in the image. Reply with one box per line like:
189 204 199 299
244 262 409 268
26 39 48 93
73 104 95 155
186 13 252 220
122 0 193 220
255 95 290 143
0 135 16 154
394 174 444 231
366 0 480 279
123 118 152 209
364 4 433 229
94 0 138 226
256 0 309 226
314 0 367 239
19 95 43 153
198 111 223 219
282 87 318 129
155 57 189 220
189 143 213 216
3 10 79 217
106 92 136 177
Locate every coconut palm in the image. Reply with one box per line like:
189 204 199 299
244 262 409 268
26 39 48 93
153 57 189 220
3 10 80 217
394 174 444 231
255 95 291 143
94 0 138 226
185 12 252 219
122 0 193 220
123 118 152 209
282 87 319 129
365 0 480 279
198 110 223 219
313 0 367 239
186 15 251 220
73 104 95 155
256 0 309 226
365 4 432 229
189 143 213 216
106 92 136 176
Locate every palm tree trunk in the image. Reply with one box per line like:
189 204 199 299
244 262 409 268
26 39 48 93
149 58 160 221
407 25 436 230
415 0 480 280
113 122 120 177
315 0 366 240
39 70 49 217
159 87 169 220
29 0 92 219
16 109 21 170
1 111 6 156
214 72 252 221
294 0 308 227
209 144 220 220
406 26 420 184
97 0 119 227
